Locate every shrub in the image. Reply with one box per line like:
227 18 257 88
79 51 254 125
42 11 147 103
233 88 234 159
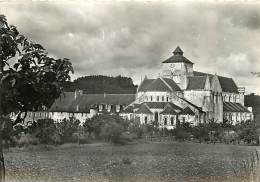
172 127 192 141
27 119 57 144
57 117 81 143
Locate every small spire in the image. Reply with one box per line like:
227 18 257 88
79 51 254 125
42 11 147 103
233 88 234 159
173 46 184 55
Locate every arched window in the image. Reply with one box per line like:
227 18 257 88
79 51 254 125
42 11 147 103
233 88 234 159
171 117 174 126
144 116 148 124
164 117 167 125
154 112 159 122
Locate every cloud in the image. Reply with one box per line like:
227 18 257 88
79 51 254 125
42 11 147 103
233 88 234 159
1 1 260 94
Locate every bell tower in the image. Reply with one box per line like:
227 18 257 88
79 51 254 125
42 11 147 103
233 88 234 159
162 46 194 90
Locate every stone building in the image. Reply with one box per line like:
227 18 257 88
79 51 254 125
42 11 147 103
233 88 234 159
121 46 253 128
25 46 253 128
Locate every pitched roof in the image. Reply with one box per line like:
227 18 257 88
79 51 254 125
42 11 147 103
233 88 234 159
193 71 239 93
138 77 181 92
123 105 134 113
173 46 184 55
144 102 182 111
138 79 154 92
162 78 182 91
146 78 172 92
218 76 238 93
223 102 250 113
136 103 153 114
49 92 135 113
186 76 207 90
160 104 178 115
181 97 203 112
162 46 193 64
179 107 195 115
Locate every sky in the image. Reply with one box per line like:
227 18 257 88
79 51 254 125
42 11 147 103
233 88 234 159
1 0 260 94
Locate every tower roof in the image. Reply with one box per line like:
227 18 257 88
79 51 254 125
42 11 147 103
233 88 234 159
162 46 194 64
173 46 184 55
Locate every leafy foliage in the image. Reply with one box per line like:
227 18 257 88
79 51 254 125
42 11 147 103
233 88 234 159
57 117 81 143
0 14 73 125
83 114 129 143
27 119 57 144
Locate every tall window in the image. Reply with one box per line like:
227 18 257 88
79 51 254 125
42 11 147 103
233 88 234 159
157 96 159 102
162 96 164 102
171 117 174 126
144 116 148 124
166 97 169 102
164 117 167 125
150 96 153 101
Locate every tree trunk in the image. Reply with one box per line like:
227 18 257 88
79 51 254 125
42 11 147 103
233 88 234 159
0 65 5 182
0 137 5 182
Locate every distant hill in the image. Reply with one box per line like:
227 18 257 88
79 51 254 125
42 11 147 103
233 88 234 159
245 93 260 122
63 75 137 94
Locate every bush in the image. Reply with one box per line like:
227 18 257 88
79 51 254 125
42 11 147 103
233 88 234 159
172 127 192 141
27 119 57 144
15 133 39 147
57 117 81 143
83 114 129 144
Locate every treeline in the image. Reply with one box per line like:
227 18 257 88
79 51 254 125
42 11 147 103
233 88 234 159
63 75 137 94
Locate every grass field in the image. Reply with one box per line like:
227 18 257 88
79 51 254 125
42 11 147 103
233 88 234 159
4 141 260 182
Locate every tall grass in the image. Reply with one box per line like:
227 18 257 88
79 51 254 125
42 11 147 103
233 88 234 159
232 150 260 182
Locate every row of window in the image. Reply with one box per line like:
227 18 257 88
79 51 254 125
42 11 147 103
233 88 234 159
98 104 121 112
144 116 175 126
144 96 170 102
223 95 240 103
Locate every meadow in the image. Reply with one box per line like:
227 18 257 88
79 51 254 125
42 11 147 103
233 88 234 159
4 141 259 182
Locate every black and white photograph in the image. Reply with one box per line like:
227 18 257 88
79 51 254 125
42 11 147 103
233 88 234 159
0 0 260 181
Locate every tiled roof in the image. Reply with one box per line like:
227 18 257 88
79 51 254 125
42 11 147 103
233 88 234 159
162 55 194 64
187 76 207 90
162 47 193 64
160 104 178 115
223 102 250 113
146 78 172 92
173 46 184 55
136 103 153 114
193 71 239 93
145 102 182 111
49 92 135 113
123 105 134 113
138 79 154 92
138 77 181 92
218 76 239 94
179 107 195 115
181 98 203 112
162 78 182 91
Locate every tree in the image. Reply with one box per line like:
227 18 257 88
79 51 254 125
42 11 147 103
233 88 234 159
0 15 73 181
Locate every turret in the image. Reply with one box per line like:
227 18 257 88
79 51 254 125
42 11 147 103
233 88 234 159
162 46 194 90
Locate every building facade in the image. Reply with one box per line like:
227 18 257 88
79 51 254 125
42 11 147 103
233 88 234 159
25 46 253 128
121 46 253 128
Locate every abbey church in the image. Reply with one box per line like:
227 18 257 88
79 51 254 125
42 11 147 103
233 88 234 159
25 46 253 128
121 46 253 128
